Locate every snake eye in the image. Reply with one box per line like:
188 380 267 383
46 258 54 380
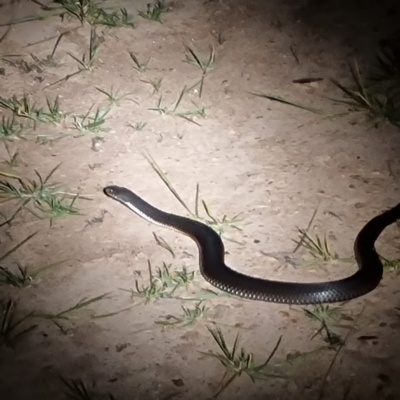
104 187 114 196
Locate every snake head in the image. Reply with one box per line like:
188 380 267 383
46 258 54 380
103 185 133 202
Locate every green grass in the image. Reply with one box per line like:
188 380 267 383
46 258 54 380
138 0 167 23
3 149 21 168
67 27 103 71
200 326 283 397
291 210 354 266
47 27 103 88
293 229 337 262
303 304 348 345
141 77 163 93
251 51 400 130
127 121 147 131
0 166 89 221
54 0 98 24
381 255 400 273
149 86 206 125
72 104 110 133
155 301 208 327
0 95 65 124
184 44 216 97
121 260 197 304
155 262 197 289
331 59 400 128
0 116 25 141
121 260 172 303
0 299 37 348
92 7 135 28
54 0 135 27
96 86 138 106
0 260 64 288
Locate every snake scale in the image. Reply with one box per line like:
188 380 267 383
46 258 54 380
104 185 400 305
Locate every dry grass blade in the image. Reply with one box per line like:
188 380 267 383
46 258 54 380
129 52 150 72
292 207 318 253
143 151 192 215
143 153 247 239
0 25 11 43
37 293 110 322
152 233 175 258
316 306 365 400
172 86 187 113
0 232 38 263
251 92 326 114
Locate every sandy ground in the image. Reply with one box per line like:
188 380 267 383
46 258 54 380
0 0 400 399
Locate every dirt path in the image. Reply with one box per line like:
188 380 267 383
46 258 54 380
1 0 400 399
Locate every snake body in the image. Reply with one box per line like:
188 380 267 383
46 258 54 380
104 185 400 305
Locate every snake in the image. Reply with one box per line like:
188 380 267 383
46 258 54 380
104 185 400 305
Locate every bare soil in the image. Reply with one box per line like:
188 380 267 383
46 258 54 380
1 0 400 399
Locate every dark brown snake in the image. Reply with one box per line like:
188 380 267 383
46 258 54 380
104 185 400 304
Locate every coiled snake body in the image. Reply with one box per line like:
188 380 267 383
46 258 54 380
104 185 400 305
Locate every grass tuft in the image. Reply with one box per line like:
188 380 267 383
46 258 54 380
184 44 216 97
0 166 89 220
293 229 337 262
155 302 208 327
0 95 65 124
148 86 206 125
129 52 151 72
0 116 25 141
331 59 400 128
303 304 349 345
200 326 283 397
0 299 37 348
72 105 110 133
96 86 138 106
138 0 167 23
0 260 65 287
